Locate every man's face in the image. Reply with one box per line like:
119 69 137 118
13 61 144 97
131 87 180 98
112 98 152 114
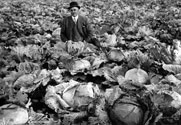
70 7 79 17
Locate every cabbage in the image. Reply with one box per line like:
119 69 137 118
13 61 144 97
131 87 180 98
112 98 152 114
66 40 85 56
100 33 117 47
108 96 143 125
0 104 28 125
107 49 125 62
52 28 61 38
70 59 91 74
62 82 97 109
125 68 149 86
106 87 144 125
152 90 181 111
172 39 181 64
45 80 100 112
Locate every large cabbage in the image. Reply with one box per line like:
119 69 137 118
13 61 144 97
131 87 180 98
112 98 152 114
108 96 143 125
45 80 100 112
106 87 144 125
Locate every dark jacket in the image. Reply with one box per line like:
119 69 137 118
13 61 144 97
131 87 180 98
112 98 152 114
61 15 93 42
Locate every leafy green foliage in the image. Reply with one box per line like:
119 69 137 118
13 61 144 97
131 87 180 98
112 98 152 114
0 0 181 125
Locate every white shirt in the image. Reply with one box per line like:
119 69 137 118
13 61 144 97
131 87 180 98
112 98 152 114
72 15 78 23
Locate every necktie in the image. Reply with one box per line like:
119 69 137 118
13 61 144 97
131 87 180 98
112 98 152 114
73 17 76 23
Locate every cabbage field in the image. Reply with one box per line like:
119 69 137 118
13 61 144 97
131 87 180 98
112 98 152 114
0 0 181 124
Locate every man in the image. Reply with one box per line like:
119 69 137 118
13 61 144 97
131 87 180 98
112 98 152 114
61 1 97 44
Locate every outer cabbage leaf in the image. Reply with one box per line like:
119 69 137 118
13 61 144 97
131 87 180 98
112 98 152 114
18 61 40 74
162 64 181 74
